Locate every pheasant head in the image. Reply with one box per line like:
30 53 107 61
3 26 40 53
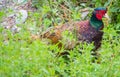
90 7 107 30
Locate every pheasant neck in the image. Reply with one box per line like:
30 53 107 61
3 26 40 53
90 14 103 30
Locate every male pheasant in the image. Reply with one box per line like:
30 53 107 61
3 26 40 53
42 7 107 51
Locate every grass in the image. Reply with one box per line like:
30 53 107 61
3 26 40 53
0 22 120 77
0 0 120 77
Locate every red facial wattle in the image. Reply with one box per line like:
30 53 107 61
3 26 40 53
96 14 103 20
95 10 106 20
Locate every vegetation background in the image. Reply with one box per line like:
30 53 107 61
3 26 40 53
0 0 120 77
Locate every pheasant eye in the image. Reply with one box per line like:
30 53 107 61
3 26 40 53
98 11 100 14
96 11 100 14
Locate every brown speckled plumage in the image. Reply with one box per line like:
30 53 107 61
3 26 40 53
42 20 103 51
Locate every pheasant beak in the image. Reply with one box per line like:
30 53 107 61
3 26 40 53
103 13 110 20
103 13 110 26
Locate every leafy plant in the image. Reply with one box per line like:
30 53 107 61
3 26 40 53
1 0 120 77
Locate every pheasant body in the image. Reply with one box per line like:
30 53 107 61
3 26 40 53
76 20 103 50
42 7 107 50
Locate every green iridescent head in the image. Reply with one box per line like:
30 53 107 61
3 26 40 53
90 7 107 30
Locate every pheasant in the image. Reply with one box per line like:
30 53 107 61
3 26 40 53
41 7 108 51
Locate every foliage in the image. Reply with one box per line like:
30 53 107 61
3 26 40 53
0 0 120 77
0 11 5 21
1 24 120 77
